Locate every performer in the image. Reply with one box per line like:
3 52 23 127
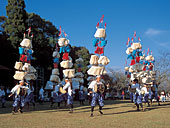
131 79 144 111
88 75 105 117
0 87 6 108
79 83 85 105
39 86 44 104
87 77 94 105
63 78 73 113
149 81 160 106
51 84 61 108
25 81 35 109
141 84 150 110
8 80 29 114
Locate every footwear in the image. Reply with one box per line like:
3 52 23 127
99 111 103 115
137 108 140 111
69 109 73 113
90 113 93 117
12 111 15 115
142 108 145 112
18 109 23 113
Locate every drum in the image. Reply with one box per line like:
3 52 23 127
97 83 105 94
59 87 67 94
141 90 145 95
129 88 136 93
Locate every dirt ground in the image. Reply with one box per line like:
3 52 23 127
0 100 170 128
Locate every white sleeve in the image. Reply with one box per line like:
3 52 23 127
88 81 96 89
21 86 29 90
63 83 70 90
11 85 18 94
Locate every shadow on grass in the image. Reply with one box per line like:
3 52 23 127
102 109 138 116
147 103 170 111
0 100 169 115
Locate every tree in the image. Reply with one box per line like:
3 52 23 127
26 13 59 68
107 68 128 91
0 16 7 34
155 51 170 93
70 46 90 77
0 16 17 68
5 0 27 48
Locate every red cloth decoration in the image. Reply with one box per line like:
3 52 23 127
53 63 58 68
20 55 27 62
127 74 131 78
95 47 104 54
27 60 31 64
62 53 69 60
143 65 146 71
136 56 140 63
78 67 81 72
130 59 136 65
149 64 153 70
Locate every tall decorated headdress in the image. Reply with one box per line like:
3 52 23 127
87 15 110 76
13 27 37 81
125 32 156 85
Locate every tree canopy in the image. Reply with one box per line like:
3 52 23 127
5 0 27 48
26 13 59 68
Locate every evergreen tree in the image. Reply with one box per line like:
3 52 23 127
26 13 59 68
5 0 27 48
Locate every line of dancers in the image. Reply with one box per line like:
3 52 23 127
2 75 161 116
129 79 160 111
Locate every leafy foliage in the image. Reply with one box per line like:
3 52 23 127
26 13 59 67
70 46 90 77
106 68 128 91
5 0 27 48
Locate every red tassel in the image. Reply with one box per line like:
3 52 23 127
134 31 136 38
94 47 104 54
62 53 69 60
53 63 58 68
136 56 140 63
96 22 99 28
130 59 136 65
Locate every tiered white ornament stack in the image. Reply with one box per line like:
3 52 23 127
49 49 61 84
125 32 156 85
57 27 75 79
73 58 84 84
13 28 37 81
87 15 110 76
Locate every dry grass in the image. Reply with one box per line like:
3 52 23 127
0 100 170 128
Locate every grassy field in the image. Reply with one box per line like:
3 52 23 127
0 100 170 128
